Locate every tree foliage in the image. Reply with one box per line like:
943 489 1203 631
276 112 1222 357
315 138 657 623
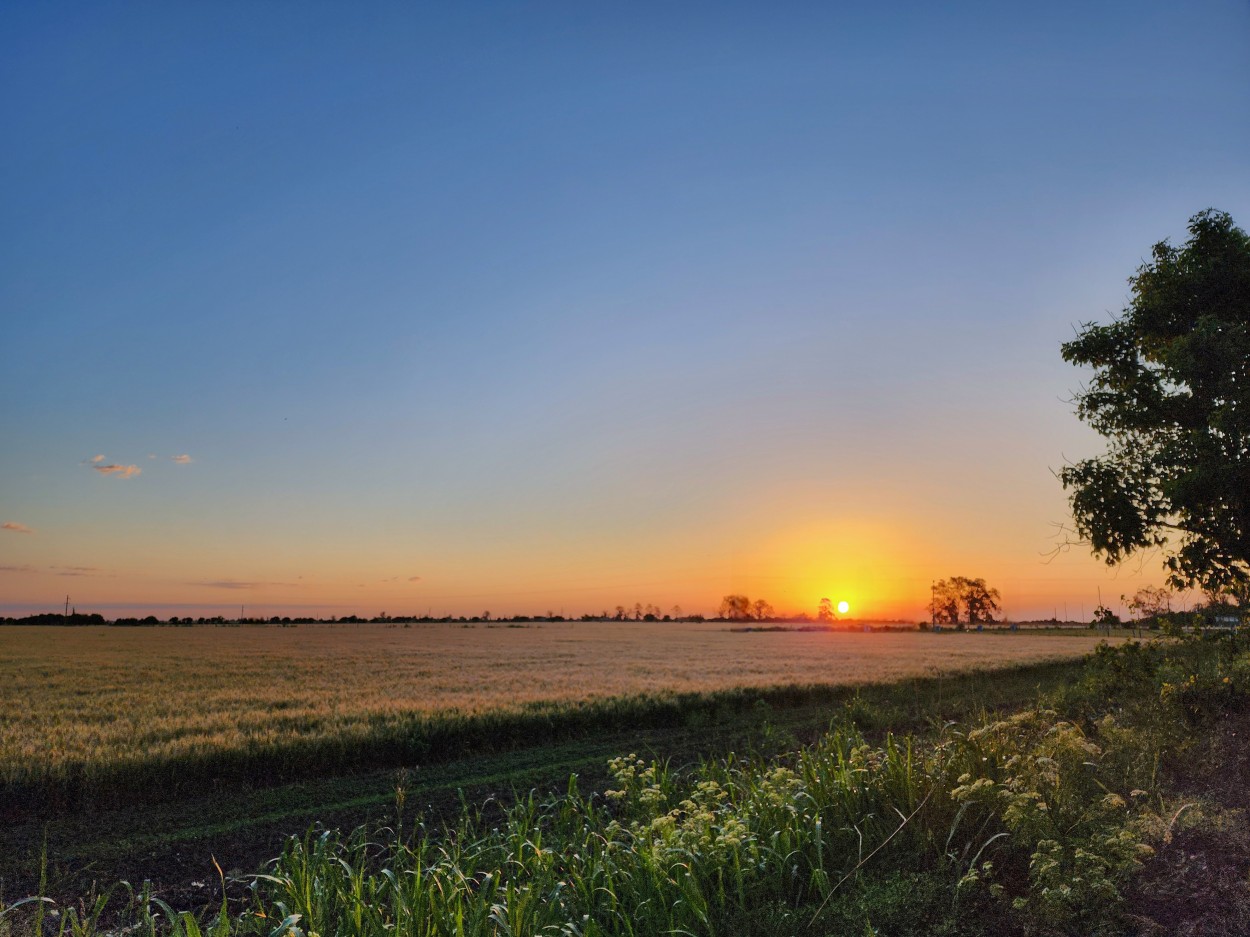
928 576 1001 625
1061 210 1250 594
1125 586 1171 621
1091 605 1120 628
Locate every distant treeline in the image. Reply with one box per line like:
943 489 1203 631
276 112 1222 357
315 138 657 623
1 594 913 627
1 610 927 627
2 612 111 626
0 612 711 627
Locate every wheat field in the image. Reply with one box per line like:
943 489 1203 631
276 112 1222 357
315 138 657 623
0 622 1117 799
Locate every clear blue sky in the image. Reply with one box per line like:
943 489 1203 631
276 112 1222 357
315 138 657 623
2 1 1248 618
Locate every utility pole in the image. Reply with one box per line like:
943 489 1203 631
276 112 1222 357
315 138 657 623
64 594 70 624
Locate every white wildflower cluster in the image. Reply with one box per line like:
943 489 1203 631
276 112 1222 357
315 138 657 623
604 753 665 807
759 766 803 808
601 755 822 871
945 708 1155 927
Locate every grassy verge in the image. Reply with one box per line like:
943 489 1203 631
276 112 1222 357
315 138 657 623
13 637 1250 935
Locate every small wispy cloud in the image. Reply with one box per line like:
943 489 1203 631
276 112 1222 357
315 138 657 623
0 564 36 573
408 575 422 582
93 463 141 479
172 454 193 464
2 521 34 534
192 579 299 590
91 455 105 463
50 565 101 577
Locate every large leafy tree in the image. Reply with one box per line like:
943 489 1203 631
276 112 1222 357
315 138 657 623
1061 209 1250 594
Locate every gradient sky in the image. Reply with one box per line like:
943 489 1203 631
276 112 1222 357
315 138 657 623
3 2 1249 620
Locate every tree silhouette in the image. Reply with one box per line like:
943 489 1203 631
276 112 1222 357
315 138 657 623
1126 587 1170 622
928 582 960 625
928 577 1000 625
718 594 752 620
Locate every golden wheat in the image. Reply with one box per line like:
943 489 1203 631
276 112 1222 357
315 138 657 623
0 622 1119 791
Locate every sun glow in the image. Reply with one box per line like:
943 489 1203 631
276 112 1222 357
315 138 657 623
837 600 850 615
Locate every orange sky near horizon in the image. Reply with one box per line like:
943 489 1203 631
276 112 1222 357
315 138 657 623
0 494 1187 622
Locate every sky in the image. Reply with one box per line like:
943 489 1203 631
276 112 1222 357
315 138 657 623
2 1 1249 621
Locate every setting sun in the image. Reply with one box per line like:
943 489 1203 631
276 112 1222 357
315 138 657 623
837 600 850 615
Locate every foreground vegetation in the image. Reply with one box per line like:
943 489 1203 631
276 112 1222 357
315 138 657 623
0 624 1115 809
7 631 1250 935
